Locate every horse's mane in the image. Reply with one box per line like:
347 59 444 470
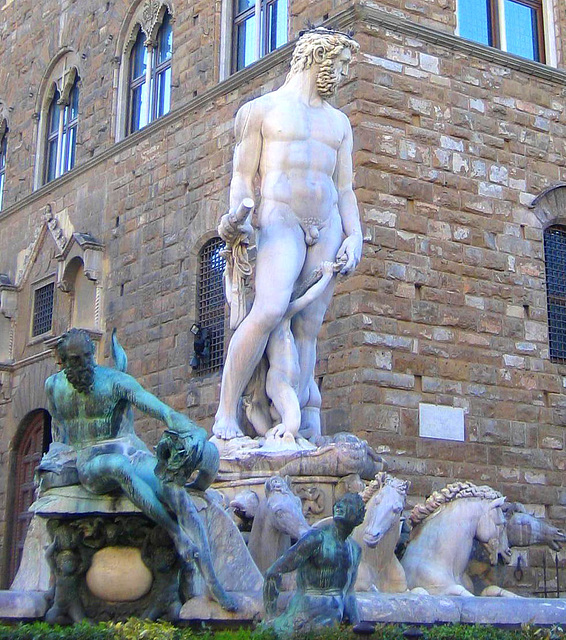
409 481 502 528
360 472 410 504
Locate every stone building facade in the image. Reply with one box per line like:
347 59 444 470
0 0 566 594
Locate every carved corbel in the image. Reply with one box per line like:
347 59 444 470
0 275 17 319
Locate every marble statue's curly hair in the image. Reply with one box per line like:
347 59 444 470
360 472 410 504
409 481 502 528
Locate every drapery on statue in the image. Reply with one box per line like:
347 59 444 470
44 328 237 612
215 28 362 445
262 492 370 636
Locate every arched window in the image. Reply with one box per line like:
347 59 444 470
128 11 172 134
195 238 226 375
0 121 7 211
43 74 79 184
544 225 566 362
9 410 52 583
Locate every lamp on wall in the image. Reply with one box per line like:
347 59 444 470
190 323 211 370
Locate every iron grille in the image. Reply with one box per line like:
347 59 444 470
197 238 226 374
32 282 54 337
544 226 566 362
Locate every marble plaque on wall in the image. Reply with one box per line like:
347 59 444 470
418 403 465 441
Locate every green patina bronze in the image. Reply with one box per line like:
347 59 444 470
44 328 237 615
263 492 369 636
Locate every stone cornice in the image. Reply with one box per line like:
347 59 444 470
1 3 565 225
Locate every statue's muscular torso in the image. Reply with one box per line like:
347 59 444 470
245 91 350 230
46 367 134 446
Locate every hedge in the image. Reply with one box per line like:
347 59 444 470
0 620 563 640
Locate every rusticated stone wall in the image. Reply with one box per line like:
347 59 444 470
0 0 566 593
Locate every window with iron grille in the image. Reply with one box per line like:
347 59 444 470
544 226 566 362
196 238 227 374
32 282 55 337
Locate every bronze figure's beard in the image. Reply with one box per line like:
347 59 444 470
316 59 339 98
64 361 95 393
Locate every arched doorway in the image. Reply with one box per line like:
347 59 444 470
8 410 51 583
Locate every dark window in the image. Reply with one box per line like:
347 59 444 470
9 411 52 584
0 131 6 211
544 226 566 362
44 78 79 184
233 0 288 72
196 238 226 374
32 282 55 337
458 0 544 62
128 13 173 135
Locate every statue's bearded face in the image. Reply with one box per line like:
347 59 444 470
316 47 352 98
62 339 95 394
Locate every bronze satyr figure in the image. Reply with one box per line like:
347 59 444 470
263 492 371 636
44 328 237 612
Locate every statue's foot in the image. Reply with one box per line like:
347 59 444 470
210 585 239 612
212 416 244 440
298 406 321 440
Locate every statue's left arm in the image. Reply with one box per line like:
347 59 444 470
113 373 207 457
335 113 362 275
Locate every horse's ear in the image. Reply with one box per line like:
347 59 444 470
490 496 506 510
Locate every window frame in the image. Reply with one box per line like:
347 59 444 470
0 121 7 211
220 0 288 78
30 279 55 340
195 237 227 376
34 59 81 190
120 4 174 139
457 0 546 63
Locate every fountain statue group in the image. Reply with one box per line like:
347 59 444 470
21 26 566 635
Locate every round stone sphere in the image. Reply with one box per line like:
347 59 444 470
86 546 152 602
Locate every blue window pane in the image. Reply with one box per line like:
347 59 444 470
63 125 77 172
48 93 61 135
268 0 287 53
0 171 4 210
131 29 147 79
156 67 171 118
68 81 79 121
505 0 539 60
236 15 256 70
157 13 173 63
130 82 149 132
46 139 58 183
236 0 254 15
458 0 491 45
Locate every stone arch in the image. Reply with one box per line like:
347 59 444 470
530 183 566 229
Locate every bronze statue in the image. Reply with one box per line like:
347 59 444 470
44 328 237 612
263 492 369 635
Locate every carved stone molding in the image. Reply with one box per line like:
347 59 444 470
43 205 68 254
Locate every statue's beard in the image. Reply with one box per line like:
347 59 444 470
64 362 95 393
316 60 339 98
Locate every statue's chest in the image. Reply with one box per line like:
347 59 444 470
54 382 113 419
264 105 342 148
315 537 350 569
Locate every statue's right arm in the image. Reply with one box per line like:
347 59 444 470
113 373 207 451
219 100 264 244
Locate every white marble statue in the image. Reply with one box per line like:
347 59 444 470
214 28 362 446
401 482 511 597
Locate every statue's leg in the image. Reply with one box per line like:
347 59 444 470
161 483 238 611
213 221 305 439
80 454 197 561
265 366 302 437
293 219 342 436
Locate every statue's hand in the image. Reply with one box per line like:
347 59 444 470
218 210 254 246
336 233 363 275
